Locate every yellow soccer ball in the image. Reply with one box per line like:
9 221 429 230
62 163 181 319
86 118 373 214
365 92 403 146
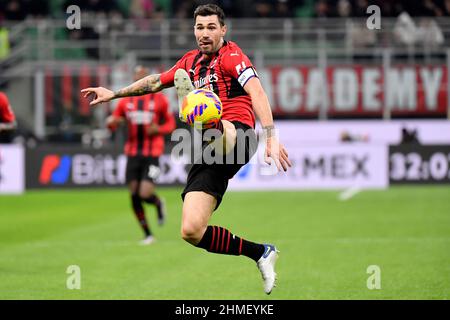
181 89 222 129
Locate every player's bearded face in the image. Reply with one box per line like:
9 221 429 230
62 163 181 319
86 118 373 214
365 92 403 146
194 15 227 55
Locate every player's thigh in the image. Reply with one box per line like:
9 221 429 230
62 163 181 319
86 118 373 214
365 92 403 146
136 156 160 197
138 180 155 199
210 119 237 155
181 191 217 241
126 156 141 191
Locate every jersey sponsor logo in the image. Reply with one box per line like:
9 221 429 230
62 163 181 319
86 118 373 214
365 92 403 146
193 74 219 89
127 111 154 124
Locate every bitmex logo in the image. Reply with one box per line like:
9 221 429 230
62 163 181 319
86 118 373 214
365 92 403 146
37 153 126 186
39 155 72 185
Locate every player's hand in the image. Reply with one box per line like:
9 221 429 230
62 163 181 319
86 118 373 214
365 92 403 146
265 136 292 172
81 87 114 106
106 115 123 131
146 123 160 136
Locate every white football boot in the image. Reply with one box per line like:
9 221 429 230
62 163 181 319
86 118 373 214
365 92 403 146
256 244 279 294
174 69 194 122
140 235 156 245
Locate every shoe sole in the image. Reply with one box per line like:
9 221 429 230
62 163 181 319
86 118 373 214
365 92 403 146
266 249 280 295
174 69 194 121
139 238 156 245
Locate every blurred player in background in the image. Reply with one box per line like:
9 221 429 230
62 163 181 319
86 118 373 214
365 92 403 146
106 66 176 245
0 91 16 143
82 5 291 294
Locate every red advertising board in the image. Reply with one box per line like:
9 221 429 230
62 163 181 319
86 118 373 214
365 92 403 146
261 65 448 117
44 64 448 120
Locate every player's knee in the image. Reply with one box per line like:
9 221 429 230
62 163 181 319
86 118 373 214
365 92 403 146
138 183 155 199
180 222 205 245
138 190 152 199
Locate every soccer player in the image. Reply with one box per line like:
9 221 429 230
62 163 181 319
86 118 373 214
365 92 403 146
0 91 16 143
82 4 291 294
106 65 176 245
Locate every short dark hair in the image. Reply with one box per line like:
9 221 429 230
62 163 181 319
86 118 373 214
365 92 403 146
194 4 225 26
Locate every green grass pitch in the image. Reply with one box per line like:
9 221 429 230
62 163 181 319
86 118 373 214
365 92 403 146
0 186 449 299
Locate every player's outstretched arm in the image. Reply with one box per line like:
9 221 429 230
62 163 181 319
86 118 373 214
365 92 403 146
81 74 169 106
244 77 292 172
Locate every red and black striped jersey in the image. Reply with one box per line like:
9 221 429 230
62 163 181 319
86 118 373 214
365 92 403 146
0 92 15 123
160 41 257 129
113 93 175 157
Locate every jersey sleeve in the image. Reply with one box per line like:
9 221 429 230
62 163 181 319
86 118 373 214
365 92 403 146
160 52 191 87
223 47 259 88
0 92 16 123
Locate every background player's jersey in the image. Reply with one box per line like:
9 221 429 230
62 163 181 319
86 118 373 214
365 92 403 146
113 93 175 157
160 41 258 128
0 92 15 123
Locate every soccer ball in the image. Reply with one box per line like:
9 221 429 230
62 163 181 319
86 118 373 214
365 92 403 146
181 89 222 129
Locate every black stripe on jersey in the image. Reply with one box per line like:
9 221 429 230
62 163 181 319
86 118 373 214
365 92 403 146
198 58 209 86
210 68 219 95
137 98 144 155
189 52 203 83
228 78 247 99
210 54 220 95
217 54 230 98
148 95 154 156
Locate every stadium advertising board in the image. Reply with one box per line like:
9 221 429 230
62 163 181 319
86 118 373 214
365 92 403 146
389 145 450 184
259 65 448 117
273 120 450 145
229 145 388 190
45 65 448 123
26 146 187 189
0 144 25 194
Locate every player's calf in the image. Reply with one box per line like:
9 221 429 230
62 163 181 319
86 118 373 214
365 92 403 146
130 193 152 238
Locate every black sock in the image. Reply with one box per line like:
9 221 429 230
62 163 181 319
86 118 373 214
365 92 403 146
131 194 151 237
143 194 162 218
196 226 265 262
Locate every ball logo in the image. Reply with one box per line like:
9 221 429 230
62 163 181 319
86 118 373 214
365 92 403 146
39 155 72 185
182 89 222 129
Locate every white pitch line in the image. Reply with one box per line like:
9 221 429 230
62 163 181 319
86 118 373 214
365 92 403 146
338 186 362 201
